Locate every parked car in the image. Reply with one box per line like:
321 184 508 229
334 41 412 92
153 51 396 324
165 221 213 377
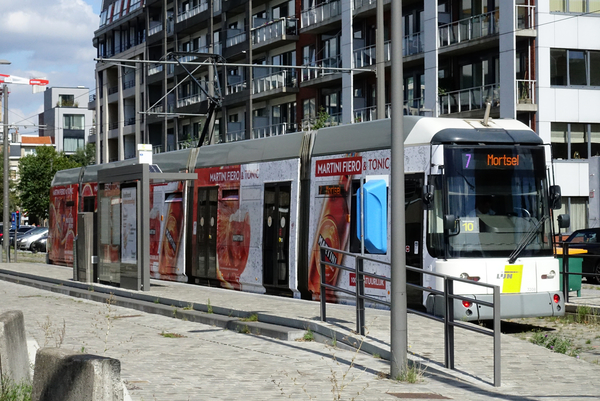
563 228 600 284
31 234 47 254
0 225 35 245
17 227 48 251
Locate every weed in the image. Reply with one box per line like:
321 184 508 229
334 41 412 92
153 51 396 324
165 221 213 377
159 331 186 338
240 325 250 334
37 316 66 348
154 298 160 304
0 375 32 401
241 313 258 322
373 353 381 359
296 328 314 342
530 331 579 357
183 303 194 311
172 306 178 318
394 362 425 383
586 339 592 345
207 299 213 314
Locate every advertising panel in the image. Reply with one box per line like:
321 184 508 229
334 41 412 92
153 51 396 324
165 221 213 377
48 184 79 266
308 151 391 303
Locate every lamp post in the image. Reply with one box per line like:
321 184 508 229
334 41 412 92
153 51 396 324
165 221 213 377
1 59 10 263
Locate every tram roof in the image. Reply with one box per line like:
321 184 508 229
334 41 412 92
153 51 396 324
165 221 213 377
51 167 82 187
311 117 540 156
194 132 306 168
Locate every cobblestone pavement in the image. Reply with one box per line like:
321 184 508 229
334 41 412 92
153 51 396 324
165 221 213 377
2 262 600 400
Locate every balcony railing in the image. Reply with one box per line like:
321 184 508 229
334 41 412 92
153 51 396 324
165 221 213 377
89 94 96 103
353 0 376 10
301 55 341 82
177 1 208 23
301 112 342 130
252 17 298 46
148 105 164 114
301 0 341 29
148 23 163 36
253 122 296 138
226 30 247 48
438 11 498 47
516 5 535 30
177 92 207 108
517 79 536 104
129 0 142 12
108 121 119 130
439 84 499 115
123 79 135 90
226 80 247 95
353 104 391 123
253 71 296 94
214 0 221 13
404 32 423 56
354 41 390 68
108 86 119 95
148 64 163 76
125 117 136 126
225 129 245 143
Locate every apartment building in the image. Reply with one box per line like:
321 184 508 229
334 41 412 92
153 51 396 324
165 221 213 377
90 0 599 230
40 87 95 155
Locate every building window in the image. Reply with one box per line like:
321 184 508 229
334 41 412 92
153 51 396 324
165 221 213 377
64 115 85 130
63 137 85 152
551 49 600 87
551 122 600 160
550 0 600 13
58 95 76 107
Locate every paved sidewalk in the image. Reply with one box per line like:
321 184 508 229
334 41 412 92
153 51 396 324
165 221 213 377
1 262 599 400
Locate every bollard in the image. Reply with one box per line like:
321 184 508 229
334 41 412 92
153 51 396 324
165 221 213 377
0 310 30 384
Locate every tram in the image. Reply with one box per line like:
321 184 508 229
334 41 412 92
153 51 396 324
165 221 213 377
49 116 566 320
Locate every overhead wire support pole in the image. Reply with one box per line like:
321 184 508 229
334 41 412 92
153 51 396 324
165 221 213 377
3 85 8 262
390 0 407 379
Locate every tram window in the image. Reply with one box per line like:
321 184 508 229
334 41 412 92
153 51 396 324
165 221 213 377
222 189 239 200
83 197 95 212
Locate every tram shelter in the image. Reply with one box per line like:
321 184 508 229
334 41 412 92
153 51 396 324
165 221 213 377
94 163 196 291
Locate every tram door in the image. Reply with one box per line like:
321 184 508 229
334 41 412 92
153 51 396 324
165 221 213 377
263 183 291 292
194 187 218 280
405 173 424 309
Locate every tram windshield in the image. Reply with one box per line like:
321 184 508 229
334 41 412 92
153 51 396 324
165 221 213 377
428 145 553 259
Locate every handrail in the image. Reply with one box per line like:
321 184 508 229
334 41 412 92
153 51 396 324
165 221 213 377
319 244 501 387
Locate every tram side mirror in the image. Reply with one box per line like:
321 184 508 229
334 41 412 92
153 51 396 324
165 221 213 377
444 214 458 232
557 214 570 229
549 185 562 210
422 184 434 209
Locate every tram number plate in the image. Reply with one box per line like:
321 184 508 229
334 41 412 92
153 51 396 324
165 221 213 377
460 218 480 234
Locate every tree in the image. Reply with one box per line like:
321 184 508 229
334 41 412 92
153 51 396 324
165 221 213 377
71 143 96 166
0 150 19 222
17 146 80 224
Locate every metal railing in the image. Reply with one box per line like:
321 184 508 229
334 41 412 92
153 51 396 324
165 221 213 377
148 64 163 76
177 1 208 23
354 41 390 68
253 70 296 94
226 30 247 48
301 112 342 130
516 5 536 30
301 55 341 82
301 0 341 28
319 245 501 387
439 83 499 115
225 129 245 143
438 11 498 47
148 23 163 36
226 80 247 95
517 79 536 104
252 17 298 46
177 92 206 108
252 122 295 138
353 0 376 10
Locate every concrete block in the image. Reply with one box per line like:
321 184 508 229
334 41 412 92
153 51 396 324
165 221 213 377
0 310 30 383
32 348 123 401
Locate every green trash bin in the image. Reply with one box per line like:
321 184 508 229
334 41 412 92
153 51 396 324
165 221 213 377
558 255 583 297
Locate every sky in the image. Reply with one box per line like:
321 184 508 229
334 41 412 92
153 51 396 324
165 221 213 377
0 0 101 136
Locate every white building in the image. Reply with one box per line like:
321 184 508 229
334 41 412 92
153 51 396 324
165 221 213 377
41 87 95 154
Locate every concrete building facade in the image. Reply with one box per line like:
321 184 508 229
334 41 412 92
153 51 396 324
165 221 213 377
90 0 600 231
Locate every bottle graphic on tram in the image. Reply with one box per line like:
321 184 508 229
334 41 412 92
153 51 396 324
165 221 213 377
308 174 352 301
158 192 184 278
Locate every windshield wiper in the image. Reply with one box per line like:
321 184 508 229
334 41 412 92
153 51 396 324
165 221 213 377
508 215 548 264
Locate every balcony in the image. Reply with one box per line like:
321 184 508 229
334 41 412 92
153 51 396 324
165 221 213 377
301 0 341 29
148 64 163 76
226 78 247 96
353 104 391 122
226 30 247 48
516 5 536 31
517 79 537 110
177 1 208 23
438 11 498 47
354 42 390 68
439 84 499 115
123 79 135 90
148 23 163 37
301 55 341 82
253 71 297 95
224 129 245 143
353 0 376 10
301 112 341 131
253 122 296 139
404 33 423 56
177 92 207 108
252 17 298 50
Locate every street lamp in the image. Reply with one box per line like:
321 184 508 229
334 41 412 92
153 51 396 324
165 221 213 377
1 59 10 262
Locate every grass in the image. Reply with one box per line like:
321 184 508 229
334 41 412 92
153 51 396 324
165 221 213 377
206 299 213 314
159 331 186 338
530 331 579 357
394 362 425 383
297 328 314 342
241 313 258 322
0 376 32 401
